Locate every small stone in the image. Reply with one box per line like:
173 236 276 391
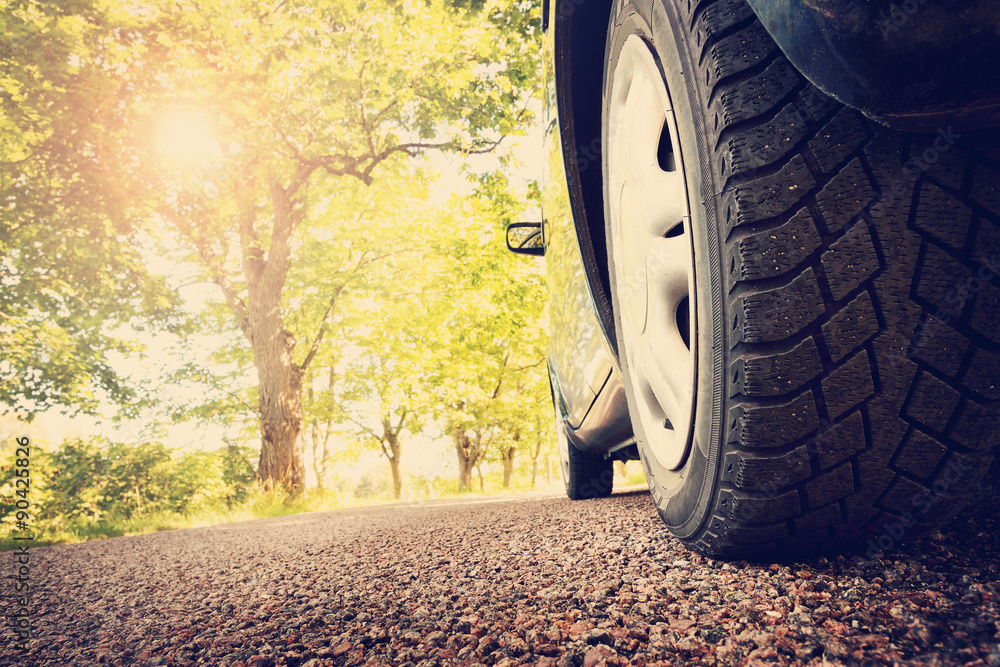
477 636 499 655
400 631 422 644
580 628 613 645
669 617 697 634
823 641 849 659
534 644 561 657
582 644 616 667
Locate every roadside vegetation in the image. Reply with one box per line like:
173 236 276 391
0 0 615 549
0 434 647 549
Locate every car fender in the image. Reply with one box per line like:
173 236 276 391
745 0 1000 131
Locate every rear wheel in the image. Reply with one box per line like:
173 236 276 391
603 0 1000 557
555 396 614 500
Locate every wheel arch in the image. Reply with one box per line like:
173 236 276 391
551 0 618 355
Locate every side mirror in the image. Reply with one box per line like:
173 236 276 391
506 221 545 257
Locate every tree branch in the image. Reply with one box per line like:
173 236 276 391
262 172 297 287
510 356 546 373
297 249 392 371
491 353 510 400
393 407 408 433
350 417 391 460
155 207 250 331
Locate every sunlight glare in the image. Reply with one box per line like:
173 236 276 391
155 106 221 165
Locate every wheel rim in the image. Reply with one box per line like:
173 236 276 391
608 35 696 471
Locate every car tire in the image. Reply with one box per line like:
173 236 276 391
556 403 614 500
602 0 1000 557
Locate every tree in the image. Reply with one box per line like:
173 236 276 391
2 0 539 494
334 255 447 499
527 412 554 488
148 0 539 495
493 369 550 489
452 406 489 491
0 0 181 417
431 173 549 491
303 361 338 491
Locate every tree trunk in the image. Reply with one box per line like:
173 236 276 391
476 462 485 491
389 458 403 499
241 175 307 496
251 320 305 495
453 425 481 492
501 428 521 490
530 428 543 488
501 445 515 489
308 363 336 491
307 377 322 491
457 452 474 491
310 422 323 491
386 429 403 499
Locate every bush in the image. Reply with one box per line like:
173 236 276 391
0 436 258 544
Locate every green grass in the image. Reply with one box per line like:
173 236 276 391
0 487 382 551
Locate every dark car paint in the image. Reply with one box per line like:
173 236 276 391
747 0 1000 131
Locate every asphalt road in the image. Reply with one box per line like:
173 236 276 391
7 483 1000 666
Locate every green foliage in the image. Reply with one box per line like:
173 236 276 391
2 0 552 500
0 0 184 415
1 0 540 413
433 170 553 478
0 436 256 543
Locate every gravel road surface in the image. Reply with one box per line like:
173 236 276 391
8 484 1000 666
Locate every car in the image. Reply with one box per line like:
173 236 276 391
507 0 1000 558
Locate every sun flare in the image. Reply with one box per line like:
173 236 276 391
155 106 221 164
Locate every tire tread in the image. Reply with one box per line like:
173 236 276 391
659 0 1000 556
608 0 999 558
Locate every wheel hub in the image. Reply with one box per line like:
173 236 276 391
619 181 648 333
608 35 696 471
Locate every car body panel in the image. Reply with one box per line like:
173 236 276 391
746 0 1000 130
543 28 603 429
542 0 628 441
